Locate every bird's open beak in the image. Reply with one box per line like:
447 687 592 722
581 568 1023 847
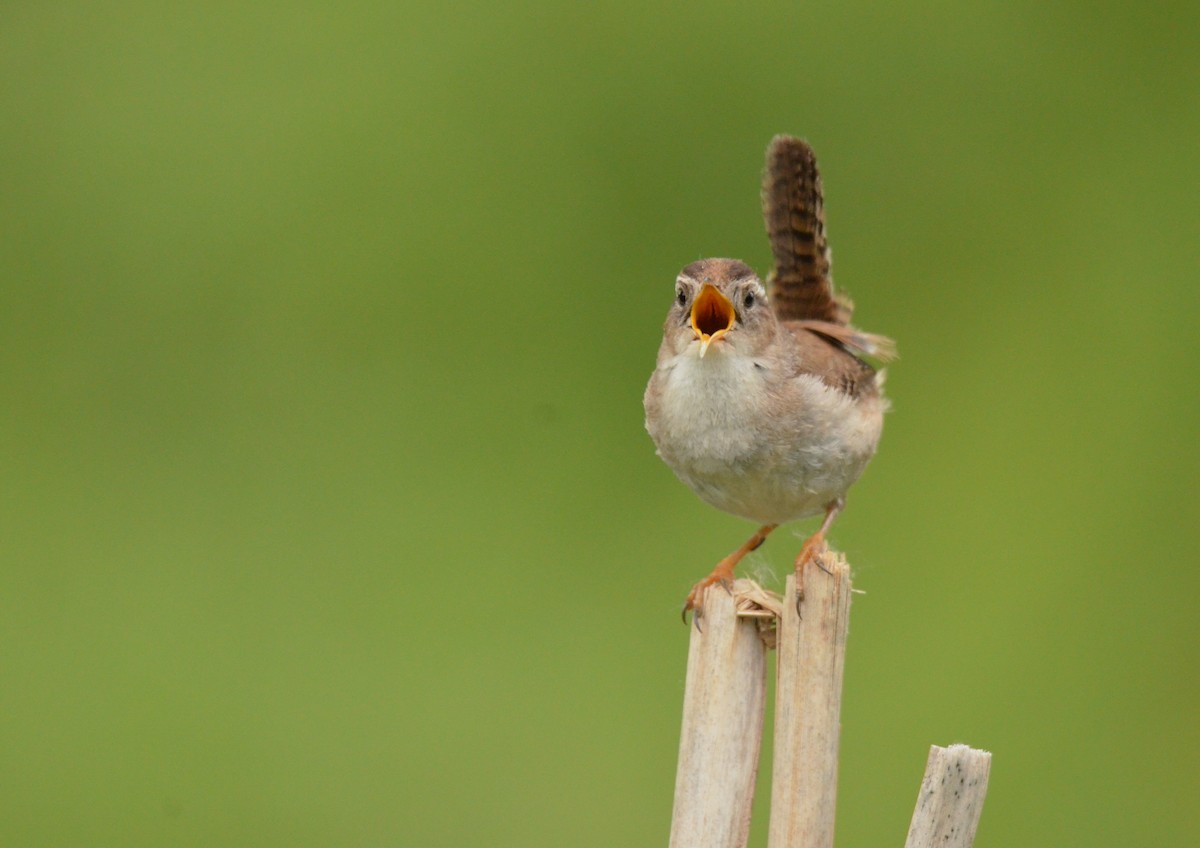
690 285 736 357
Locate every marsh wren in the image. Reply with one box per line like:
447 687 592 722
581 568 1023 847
643 136 895 619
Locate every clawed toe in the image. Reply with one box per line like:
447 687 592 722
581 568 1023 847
794 533 829 574
682 574 734 629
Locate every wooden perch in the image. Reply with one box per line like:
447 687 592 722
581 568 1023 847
768 550 852 848
668 582 771 848
904 744 992 848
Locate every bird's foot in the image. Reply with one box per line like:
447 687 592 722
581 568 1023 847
794 530 829 574
681 524 778 628
793 531 831 616
682 561 737 629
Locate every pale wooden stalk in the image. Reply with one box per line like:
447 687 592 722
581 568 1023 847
767 550 852 848
669 581 770 848
904 744 991 848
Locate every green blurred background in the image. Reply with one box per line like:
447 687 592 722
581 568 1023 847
2 2 1196 845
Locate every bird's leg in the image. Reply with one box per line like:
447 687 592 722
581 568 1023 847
793 499 844 614
683 524 778 626
795 498 844 573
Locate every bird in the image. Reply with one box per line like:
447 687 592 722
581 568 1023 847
643 135 895 621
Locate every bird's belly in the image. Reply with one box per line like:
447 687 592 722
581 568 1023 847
647 363 882 525
672 445 861 525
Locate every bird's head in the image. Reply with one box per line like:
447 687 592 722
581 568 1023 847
662 258 775 359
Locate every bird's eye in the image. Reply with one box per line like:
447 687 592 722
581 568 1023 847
676 290 686 306
744 292 755 308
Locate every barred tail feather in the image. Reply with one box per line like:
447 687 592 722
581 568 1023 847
762 135 843 324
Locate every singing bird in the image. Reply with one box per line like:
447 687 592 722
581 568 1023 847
643 136 895 620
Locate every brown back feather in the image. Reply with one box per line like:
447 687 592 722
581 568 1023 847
762 136 851 325
783 324 879 398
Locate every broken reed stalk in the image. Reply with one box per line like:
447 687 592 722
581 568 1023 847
668 584 769 848
767 551 852 848
667 552 992 848
904 744 992 848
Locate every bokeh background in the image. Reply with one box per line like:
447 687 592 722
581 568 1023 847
2 2 1197 845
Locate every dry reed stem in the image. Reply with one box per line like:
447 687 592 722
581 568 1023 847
904 744 992 848
669 581 770 848
767 549 852 848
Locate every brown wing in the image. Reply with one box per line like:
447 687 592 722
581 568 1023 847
762 136 852 325
790 319 897 363
783 323 880 399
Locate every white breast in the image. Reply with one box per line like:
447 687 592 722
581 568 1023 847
645 350 883 525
